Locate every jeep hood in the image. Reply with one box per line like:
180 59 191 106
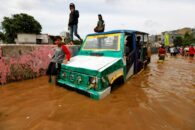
65 55 120 72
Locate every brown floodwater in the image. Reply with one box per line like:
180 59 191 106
0 55 195 130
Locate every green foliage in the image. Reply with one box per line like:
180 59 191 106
190 32 195 44
183 32 192 45
0 31 5 41
173 32 195 46
173 36 183 46
1 13 42 43
73 40 82 45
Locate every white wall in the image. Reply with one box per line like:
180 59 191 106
17 34 50 44
17 34 37 44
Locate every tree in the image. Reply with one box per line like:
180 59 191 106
190 32 195 44
0 31 5 41
1 13 42 43
183 32 192 45
173 36 183 46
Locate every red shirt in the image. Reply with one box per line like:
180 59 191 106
158 47 166 55
62 45 71 61
189 47 195 55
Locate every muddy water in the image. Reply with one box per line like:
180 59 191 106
0 55 195 130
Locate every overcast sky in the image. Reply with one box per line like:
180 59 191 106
0 0 195 37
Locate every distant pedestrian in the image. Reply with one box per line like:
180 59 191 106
68 3 83 44
173 46 178 56
94 14 105 33
179 47 184 56
46 37 71 84
158 44 166 61
147 45 152 63
189 45 195 58
167 46 170 53
184 46 189 57
170 46 174 56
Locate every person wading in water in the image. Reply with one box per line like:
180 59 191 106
47 37 71 84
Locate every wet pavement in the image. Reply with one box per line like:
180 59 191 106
0 55 195 130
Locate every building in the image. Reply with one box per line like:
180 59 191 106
60 31 70 43
149 34 162 47
161 27 193 46
15 33 55 44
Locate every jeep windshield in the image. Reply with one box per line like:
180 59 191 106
82 33 120 51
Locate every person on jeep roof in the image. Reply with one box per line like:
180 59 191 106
68 3 83 44
94 14 105 33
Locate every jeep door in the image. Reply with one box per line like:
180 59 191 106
124 33 136 79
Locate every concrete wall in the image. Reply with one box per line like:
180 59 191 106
0 44 80 85
17 34 37 44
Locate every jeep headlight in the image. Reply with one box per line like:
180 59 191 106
70 74 74 82
77 76 82 84
89 77 96 84
89 77 98 90
62 73 66 78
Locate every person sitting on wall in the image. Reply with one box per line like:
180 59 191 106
46 37 71 84
94 14 105 33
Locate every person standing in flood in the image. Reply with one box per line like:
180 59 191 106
94 14 105 33
158 44 166 61
170 46 174 56
47 37 71 84
189 45 195 58
147 44 152 63
68 3 83 44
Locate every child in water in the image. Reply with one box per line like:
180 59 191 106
46 37 71 84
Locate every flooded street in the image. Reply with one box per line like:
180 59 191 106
0 55 195 130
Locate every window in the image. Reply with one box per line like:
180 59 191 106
82 34 120 51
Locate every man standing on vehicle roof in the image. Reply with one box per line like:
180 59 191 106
68 3 83 44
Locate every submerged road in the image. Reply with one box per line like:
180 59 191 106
0 55 195 130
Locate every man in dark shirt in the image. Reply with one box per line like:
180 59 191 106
68 3 82 44
94 14 105 33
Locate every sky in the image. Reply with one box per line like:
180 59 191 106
0 0 195 37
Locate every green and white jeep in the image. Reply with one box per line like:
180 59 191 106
58 30 150 100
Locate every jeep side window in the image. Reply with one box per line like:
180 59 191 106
125 34 134 72
125 35 133 56
136 35 142 59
